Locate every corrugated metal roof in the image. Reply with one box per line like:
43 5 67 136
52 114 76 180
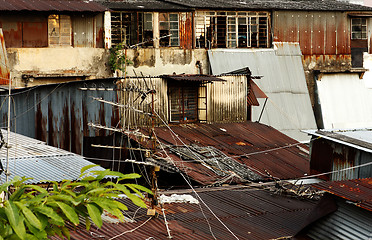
160 0 372 11
101 0 190 10
0 130 105 184
316 73 372 129
137 121 310 185
0 0 107 12
54 185 322 240
304 129 372 154
312 178 372 211
161 74 226 82
208 43 317 142
305 199 372 240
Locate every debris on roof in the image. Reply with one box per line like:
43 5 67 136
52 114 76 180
135 121 310 185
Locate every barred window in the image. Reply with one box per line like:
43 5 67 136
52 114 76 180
111 12 153 47
159 13 180 47
351 18 367 40
195 11 269 48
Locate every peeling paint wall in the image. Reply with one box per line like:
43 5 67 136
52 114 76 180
125 48 209 76
7 48 111 87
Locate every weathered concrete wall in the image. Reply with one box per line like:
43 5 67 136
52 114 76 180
7 47 111 87
124 48 209 76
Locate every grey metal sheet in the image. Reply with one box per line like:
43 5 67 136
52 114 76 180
0 155 105 184
316 73 372 129
306 199 372 240
208 44 317 142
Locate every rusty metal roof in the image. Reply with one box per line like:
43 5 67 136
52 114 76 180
101 0 190 11
137 122 310 185
162 0 372 11
312 178 372 212
0 0 107 12
161 74 226 82
56 185 323 240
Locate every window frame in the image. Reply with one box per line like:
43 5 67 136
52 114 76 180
48 14 72 47
195 11 270 49
351 17 367 40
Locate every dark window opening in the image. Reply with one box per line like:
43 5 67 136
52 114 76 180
195 11 269 49
111 12 153 47
168 82 198 123
351 18 368 68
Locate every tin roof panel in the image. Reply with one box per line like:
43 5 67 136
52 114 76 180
0 0 107 12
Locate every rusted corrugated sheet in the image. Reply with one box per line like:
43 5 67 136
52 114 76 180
313 178 372 211
137 121 310 184
273 11 351 56
51 186 321 240
179 12 193 49
0 0 107 12
0 29 10 85
207 75 247 123
0 79 119 158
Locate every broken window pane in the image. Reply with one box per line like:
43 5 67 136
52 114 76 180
159 13 180 47
195 11 269 48
111 12 154 47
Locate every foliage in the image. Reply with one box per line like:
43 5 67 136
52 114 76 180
108 43 133 73
0 165 152 240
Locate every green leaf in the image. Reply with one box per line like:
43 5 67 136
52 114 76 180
61 226 71 240
55 201 79 226
85 216 91 231
35 205 64 226
14 202 42 230
48 194 75 204
24 185 47 194
87 203 103 228
124 184 144 198
119 173 142 180
9 187 26 201
24 219 47 239
80 164 99 175
115 185 146 208
125 183 153 195
4 200 26 240
25 234 39 240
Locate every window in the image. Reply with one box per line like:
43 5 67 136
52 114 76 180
351 18 367 40
195 11 269 48
48 15 71 46
111 12 153 47
159 13 179 47
169 82 198 122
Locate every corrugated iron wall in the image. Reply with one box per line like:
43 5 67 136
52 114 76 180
273 11 351 56
119 75 248 127
207 75 247 123
119 77 168 128
0 12 103 48
310 138 372 181
0 79 119 155
0 29 10 85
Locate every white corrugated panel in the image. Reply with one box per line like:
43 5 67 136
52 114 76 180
208 43 316 142
306 200 372 240
317 73 372 129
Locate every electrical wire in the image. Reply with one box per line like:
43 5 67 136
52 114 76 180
107 217 153 240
